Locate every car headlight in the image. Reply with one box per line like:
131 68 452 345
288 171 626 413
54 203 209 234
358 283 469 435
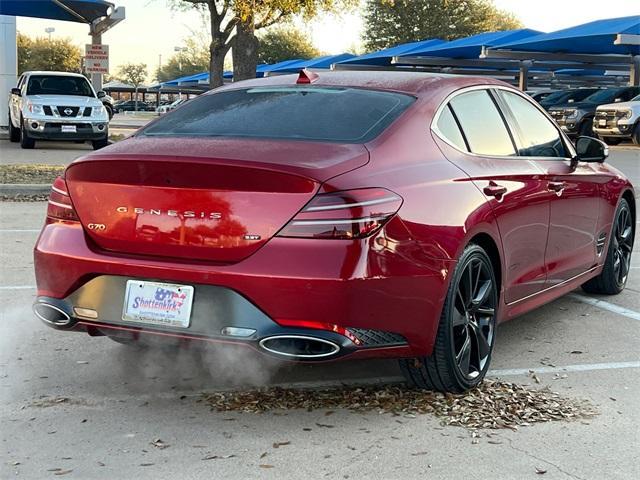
95 104 106 115
616 110 632 119
27 103 44 114
565 109 578 119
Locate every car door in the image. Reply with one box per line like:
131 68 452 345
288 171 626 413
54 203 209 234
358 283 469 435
433 87 550 304
495 88 602 287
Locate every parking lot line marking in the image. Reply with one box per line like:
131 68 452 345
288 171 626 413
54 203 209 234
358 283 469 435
490 361 640 377
0 286 35 290
568 293 640 322
0 229 40 233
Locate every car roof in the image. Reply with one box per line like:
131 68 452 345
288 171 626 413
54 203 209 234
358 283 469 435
24 71 87 78
213 70 509 97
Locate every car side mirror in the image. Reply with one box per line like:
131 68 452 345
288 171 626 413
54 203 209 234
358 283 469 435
96 90 106 99
11 87 21 96
575 136 608 163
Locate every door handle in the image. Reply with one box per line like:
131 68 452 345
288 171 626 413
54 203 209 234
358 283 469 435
548 181 566 195
483 182 507 198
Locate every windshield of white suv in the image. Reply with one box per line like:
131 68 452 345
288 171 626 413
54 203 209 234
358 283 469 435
26 75 94 97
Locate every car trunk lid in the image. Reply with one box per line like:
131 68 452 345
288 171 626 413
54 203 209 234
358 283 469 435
65 137 369 263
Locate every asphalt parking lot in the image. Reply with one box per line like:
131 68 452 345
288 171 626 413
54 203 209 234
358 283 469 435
0 147 639 479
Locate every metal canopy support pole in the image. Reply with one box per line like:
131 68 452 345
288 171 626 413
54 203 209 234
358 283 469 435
518 60 532 91
88 6 125 92
0 15 17 130
89 29 103 91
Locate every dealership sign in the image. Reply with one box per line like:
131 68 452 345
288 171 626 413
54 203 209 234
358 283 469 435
85 44 109 74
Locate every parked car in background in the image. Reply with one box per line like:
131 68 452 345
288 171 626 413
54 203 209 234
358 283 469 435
526 89 557 103
113 100 153 113
538 88 601 110
548 86 640 137
8 71 109 149
156 98 187 114
33 72 635 394
593 94 640 145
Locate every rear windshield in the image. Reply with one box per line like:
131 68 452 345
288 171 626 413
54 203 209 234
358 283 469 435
27 75 94 97
141 87 415 143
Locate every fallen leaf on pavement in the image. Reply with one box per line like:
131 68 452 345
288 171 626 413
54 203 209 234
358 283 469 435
150 439 169 449
54 470 73 476
535 467 547 474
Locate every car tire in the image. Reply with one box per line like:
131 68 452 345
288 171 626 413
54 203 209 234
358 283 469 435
20 119 35 149
8 114 20 142
632 123 640 145
400 244 498 393
578 119 594 137
92 137 109 150
582 198 634 295
601 137 622 146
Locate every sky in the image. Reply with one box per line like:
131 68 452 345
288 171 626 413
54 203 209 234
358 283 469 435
14 0 640 78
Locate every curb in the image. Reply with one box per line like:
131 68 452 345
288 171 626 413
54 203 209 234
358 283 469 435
0 184 51 195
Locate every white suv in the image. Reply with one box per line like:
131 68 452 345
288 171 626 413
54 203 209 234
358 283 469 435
8 71 109 150
593 94 640 145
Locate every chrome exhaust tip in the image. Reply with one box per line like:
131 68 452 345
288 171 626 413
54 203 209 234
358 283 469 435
33 302 72 326
259 335 340 359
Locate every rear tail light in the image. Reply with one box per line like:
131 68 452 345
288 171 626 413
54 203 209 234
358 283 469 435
277 188 402 240
47 176 79 222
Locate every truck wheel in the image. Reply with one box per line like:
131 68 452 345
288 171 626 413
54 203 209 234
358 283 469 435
8 113 20 142
20 121 35 149
633 124 640 145
92 137 109 150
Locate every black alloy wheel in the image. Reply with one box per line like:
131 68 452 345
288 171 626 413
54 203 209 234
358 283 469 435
401 244 498 392
451 254 496 380
583 198 634 295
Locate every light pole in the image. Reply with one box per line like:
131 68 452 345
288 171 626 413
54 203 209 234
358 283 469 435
174 46 187 72
45 27 55 40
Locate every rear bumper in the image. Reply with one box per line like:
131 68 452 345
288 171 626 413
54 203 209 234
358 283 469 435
34 220 454 360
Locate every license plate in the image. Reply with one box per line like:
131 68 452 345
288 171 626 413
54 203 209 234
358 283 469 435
598 119 607 127
61 125 77 133
122 280 194 328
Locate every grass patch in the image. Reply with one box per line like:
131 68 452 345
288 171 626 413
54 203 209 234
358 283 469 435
0 164 65 184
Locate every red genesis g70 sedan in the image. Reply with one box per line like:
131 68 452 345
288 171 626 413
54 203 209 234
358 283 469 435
33 71 635 393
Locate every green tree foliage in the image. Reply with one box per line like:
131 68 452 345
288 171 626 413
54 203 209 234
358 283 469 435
174 1 355 87
116 63 148 87
156 38 210 82
17 33 82 74
362 0 523 51
257 27 320 64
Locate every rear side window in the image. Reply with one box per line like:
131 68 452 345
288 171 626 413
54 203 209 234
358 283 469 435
497 90 567 158
435 105 467 151
449 90 515 156
141 87 415 143
26 75 94 97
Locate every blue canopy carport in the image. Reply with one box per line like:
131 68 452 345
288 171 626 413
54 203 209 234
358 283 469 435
0 0 125 128
263 53 357 74
481 16 640 87
334 39 445 68
0 0 112 23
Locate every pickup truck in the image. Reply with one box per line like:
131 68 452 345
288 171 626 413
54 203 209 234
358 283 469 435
8 71 109 149
593 94 640 145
